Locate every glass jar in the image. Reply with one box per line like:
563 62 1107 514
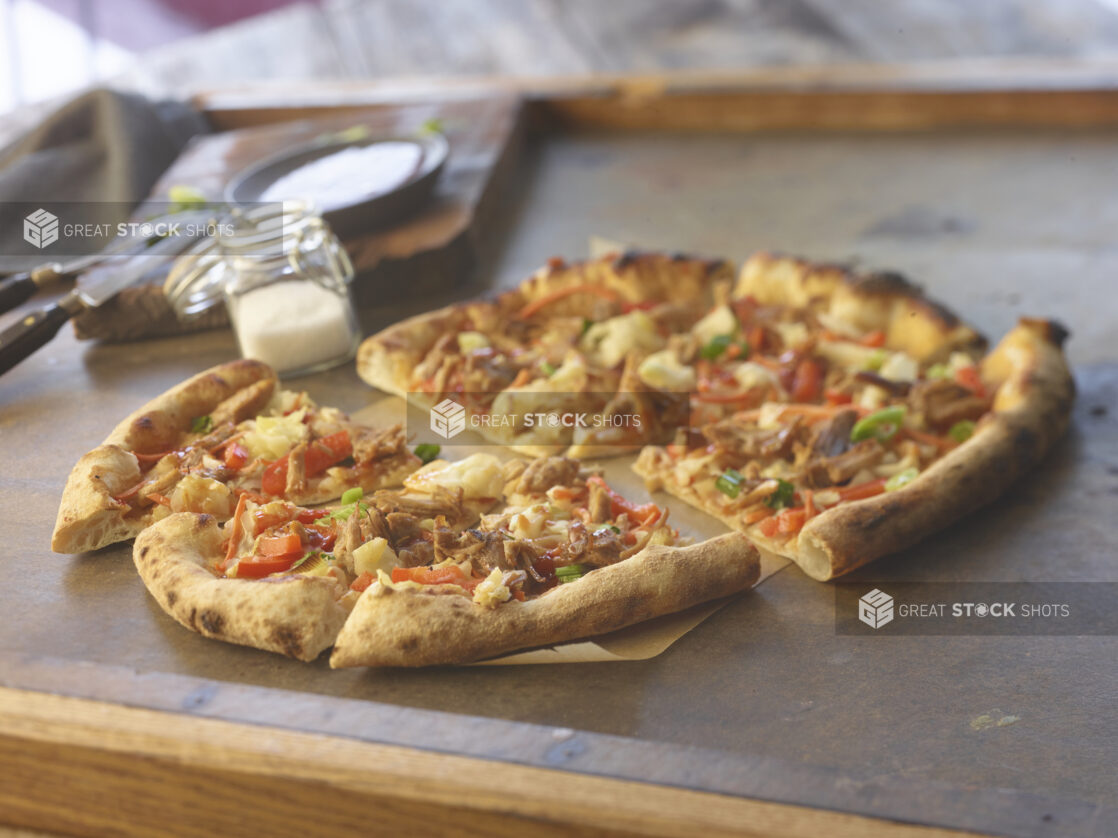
165 201 360 377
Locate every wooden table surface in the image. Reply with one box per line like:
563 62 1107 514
2 77 1118 837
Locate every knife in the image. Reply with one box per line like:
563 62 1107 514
0 210 216 314
0 229 208 376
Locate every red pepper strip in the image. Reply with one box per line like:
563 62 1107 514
757 507 807 538
585 475 661 526
836 477 889 502
224 493 249 563
224 442 249 470
517 283 621 319
261 430 352 496
860 330 887 348
824 388 853 406
258 531 302 556
350 571 376 592
391 565 481 591
147 492 172 508
235 552 304 578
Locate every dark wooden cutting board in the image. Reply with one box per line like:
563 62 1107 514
73 95 523 341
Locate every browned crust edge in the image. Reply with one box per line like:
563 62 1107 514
329 532 759 668
734 251 988 361
51 360 277 554
133 513 348 661
355 250 735 399
795 317 1074 580
635 318 1074 581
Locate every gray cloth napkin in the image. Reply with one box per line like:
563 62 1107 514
0 87 207 272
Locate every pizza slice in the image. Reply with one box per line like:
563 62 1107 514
132 452 509 661
52 359 423 554
635 253 1074 580
356 250 733 454
330 458 759 667
132 455 760 664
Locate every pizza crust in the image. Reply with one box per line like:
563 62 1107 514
133 513 349 661
735 252 986 361
52 360 276 554
794 318 1073 580
355 251 735 437
329 532 759 668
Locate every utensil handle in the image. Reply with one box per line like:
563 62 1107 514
0 303 72 376
0 273 34 314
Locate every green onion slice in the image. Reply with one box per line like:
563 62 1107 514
190 415 214 434
700 334 734 361
541 361 557 376
414 443 441 464
850 406 906 442
715 468 745 498
765 479 795 509
885 467 919 492
556 564 587 583
925 363 950 380
340 487 364 506
948 420 975 443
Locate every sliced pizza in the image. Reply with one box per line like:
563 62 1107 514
131 452 509 660
132 455 760 664
53 360 422 554
330 459 759 667
356 250 734 454
634 253 1074 580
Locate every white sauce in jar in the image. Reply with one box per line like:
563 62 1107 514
230 280 357 375
260 142 423 209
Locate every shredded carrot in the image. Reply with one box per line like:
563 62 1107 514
860 330 887 348
836 477 888 502
209 430 246 455
224 492 249 563
740 506 774 526
517 283 620 319
147 492 172 507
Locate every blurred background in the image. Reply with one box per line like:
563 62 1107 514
7 0 1118 127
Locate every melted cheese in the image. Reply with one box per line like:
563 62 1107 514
580 311 663 367
353 537 399 576
815 339 883 372
242 409 309 460
693 305 737 344
638 349 697 391
403 453 504 499
457 331 490 352
472 568 512 608
879 352 919 383
732 361 780 391
169 474 234 517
